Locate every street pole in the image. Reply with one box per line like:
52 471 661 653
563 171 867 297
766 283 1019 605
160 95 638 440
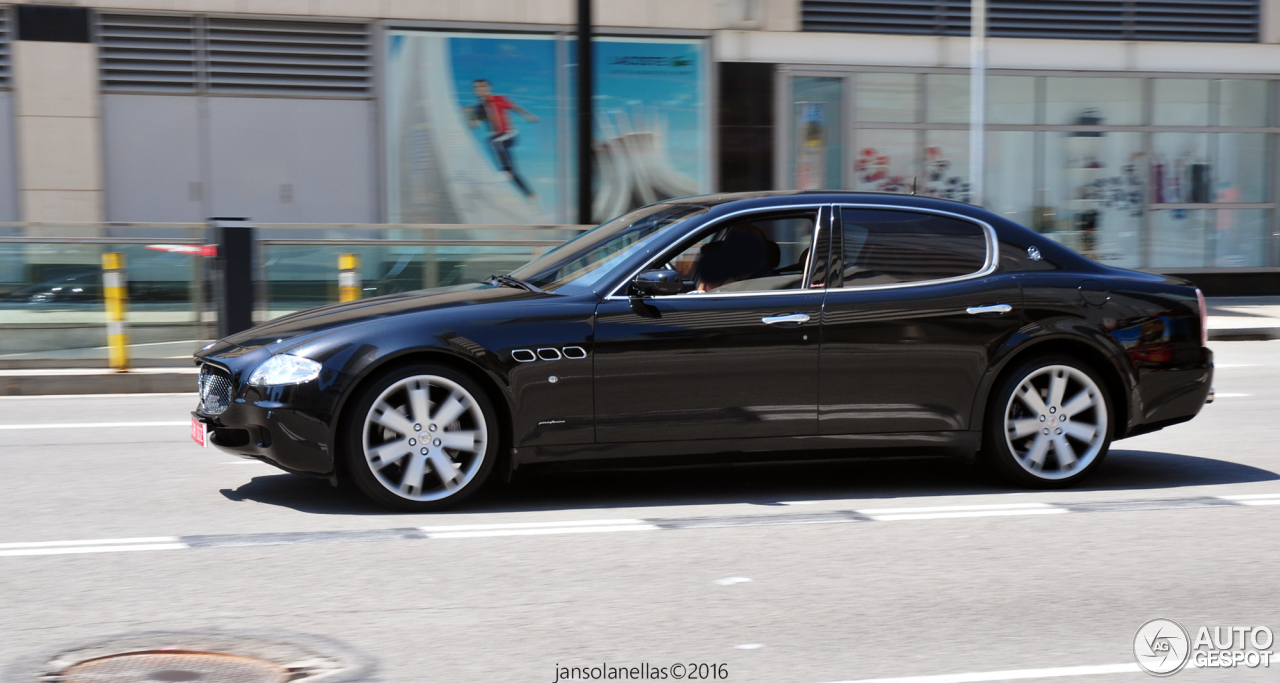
577 0 593 225
969 0 986 207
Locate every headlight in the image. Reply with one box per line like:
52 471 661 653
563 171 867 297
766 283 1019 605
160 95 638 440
247 355 322 386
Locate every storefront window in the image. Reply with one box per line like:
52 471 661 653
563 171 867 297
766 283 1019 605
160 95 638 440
791 77 843 190
799 69 1276 269
1042 131 1144 267
1210 209 1269 267
1153 79 1211 127
854 129 918 193
1216 133 1268 202
1151 210 1208 267
856 73 918 123
988 76 1036 125
1151 133 1211 204
1219 80 1268 127
985 131 1035 227
1045 78 1143 126
926 74 967 124
923 130 969 202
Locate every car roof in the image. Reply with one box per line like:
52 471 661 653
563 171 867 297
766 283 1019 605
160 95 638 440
662 190 993 218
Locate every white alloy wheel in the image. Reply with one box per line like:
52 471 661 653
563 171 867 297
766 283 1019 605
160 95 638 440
1002 364 1109 481
361 374 489 502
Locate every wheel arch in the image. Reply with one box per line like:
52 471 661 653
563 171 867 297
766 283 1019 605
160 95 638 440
329 348 515 486
970 333 1136 449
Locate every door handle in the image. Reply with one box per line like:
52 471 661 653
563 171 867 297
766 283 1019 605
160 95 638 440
966 304 1013 316
761 313 811 325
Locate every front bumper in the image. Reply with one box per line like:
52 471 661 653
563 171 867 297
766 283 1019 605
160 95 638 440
192 387 336 476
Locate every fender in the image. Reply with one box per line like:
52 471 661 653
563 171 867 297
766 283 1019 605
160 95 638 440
967 316 1141 444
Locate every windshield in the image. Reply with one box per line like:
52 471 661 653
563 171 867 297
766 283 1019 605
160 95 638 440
507 203 708 293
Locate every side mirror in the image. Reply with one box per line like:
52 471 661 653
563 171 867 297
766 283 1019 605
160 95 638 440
630 269 682 297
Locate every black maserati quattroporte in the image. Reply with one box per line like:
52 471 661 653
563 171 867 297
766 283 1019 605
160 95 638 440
193 192 1213 510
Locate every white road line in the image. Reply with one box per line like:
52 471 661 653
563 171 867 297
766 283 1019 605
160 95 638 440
0 536 181 549
425 524 657 539
821 662 1141 683
855 503 1068 522
868 509 1069 522
0 543 189 557
0 393 197 400
1218 493 1280 506
0 537 187 557
1212 363 1256 368
1212 393 1251 398
857 503 1053 515
0 421 188 430
419 521 650 537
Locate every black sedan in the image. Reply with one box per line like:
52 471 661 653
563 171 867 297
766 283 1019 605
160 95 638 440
193 192 1213 510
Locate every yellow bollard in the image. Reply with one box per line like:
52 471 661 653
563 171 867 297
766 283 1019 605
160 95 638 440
338 253 361 302
102 252 129 371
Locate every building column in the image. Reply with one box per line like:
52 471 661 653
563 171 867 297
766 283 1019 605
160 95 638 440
1264 0 1280 43
12 7 103 223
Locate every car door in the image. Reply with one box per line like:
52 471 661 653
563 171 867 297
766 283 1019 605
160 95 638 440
819 205 1023 435
593 207 832 443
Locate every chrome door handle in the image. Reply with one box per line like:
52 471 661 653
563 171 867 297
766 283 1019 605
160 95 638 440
966 304 1013 316
761 313 810 325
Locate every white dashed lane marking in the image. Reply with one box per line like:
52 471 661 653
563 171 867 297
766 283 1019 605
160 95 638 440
2 493 1276 558
0 421 188 431
818 662 1142 683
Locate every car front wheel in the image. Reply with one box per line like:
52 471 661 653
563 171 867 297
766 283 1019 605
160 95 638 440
984 355 1113 487
342 364 499 511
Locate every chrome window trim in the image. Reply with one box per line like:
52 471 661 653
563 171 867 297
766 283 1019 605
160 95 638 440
828 204 999 294
603 203 830 301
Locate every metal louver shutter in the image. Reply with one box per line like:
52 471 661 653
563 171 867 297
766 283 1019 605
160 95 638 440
802 0 1258 42
205 18 370 97
98 13 197 93
802 0 942 35
1133 0 1258 42
989 1 1126 40
0 7 12 89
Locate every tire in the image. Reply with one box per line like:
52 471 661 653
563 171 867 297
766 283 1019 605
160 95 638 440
341 363 500 511
982 354 1113 488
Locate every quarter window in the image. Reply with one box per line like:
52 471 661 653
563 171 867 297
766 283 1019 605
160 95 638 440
839 209 987 286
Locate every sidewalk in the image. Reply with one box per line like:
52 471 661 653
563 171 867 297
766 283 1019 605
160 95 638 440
1205 296 1280 341
0 298 1274 396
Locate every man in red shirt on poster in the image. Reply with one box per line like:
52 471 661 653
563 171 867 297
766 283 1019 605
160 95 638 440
466 79 540 200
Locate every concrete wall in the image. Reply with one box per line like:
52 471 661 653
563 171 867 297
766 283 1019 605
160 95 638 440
35 0 800 31
12 40 103 222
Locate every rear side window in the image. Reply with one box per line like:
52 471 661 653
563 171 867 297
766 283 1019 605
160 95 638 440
838 208 988 286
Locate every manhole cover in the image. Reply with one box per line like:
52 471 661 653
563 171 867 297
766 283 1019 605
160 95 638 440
60 651 289 683
11 631 373 683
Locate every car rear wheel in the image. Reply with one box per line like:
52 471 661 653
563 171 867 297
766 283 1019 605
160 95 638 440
342 364 498 511
984 355 1113 488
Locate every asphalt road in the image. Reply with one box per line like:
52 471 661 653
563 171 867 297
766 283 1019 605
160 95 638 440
1 341 1278 683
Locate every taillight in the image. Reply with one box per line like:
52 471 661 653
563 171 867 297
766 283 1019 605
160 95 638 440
1196 288 1208 347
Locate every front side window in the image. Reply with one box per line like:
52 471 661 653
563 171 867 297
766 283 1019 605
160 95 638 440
839 208 988 286
509 203 707 293
660 212 819 294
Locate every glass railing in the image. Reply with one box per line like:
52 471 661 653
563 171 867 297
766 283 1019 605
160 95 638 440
0 223 586 366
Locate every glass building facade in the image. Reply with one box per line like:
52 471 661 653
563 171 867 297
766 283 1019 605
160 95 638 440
780 68 1279 270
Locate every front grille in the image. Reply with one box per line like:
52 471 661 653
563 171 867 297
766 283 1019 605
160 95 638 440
198 364 233 415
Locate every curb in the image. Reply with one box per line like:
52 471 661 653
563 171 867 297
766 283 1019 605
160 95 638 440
1208 327 1280 342
0 371 196 396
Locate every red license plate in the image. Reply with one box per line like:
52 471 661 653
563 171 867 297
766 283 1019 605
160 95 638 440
191 416 208 448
